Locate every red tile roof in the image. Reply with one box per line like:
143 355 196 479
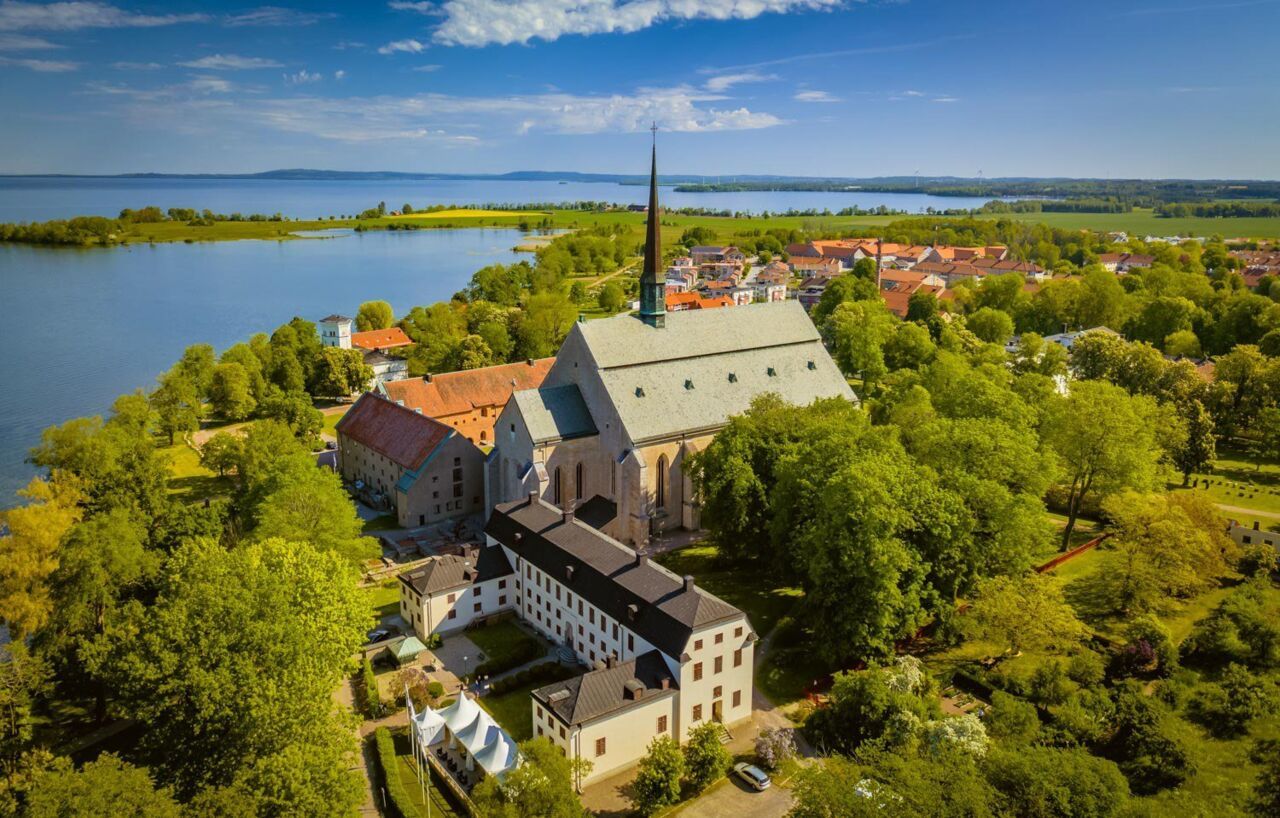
350 326 414 351
335 393 453 470
382 358 554 418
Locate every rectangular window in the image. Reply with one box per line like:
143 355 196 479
715 633 723 644
578 624 584 636
578 600 584 615
735 626 743 638
713 685 722 699
499 579 507 589
657 715 667 733
453 483 463 498
446 593 456 604
612 624 619 639
447 609 456 620
589 610 595 625
595 738 606 757
733 690 742 707
692 705 702 721
560 726 566 739
694 639 703 651
499 595 507 605
628 634 634 652
693 662 703 681
734 649 742 668
714 656 723 674
473 586 482 596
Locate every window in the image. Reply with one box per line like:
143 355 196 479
560 726 566 739
453 483 463 498
694 639 702 651
555 587 560 601
499 579 507 589
589 610 595 625
655 455 667 510
657 715 667 733
578 624 584 636
526 565 532 578
612 624 619 639
715 633 723 644
713 686 722 699
473 603 482 613
499 595 507 605
578 600 584 615
735 626 743 638
446 593 456 604
589 633 595 645
575 462 584 501
628 634 634 652
714 656 723 674
732 690 742 707
693 662 703 681
733 649 742 668
553 466 562 506
447 609 456 620
692 705 702 721
536 705 543 719
473 586 482 596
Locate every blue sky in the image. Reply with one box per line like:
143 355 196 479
0 0 1277 177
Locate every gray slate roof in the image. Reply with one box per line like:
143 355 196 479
485 496 746 659
399 546 513 596
533 650 676 726
510 383 598 444
570 301 855 442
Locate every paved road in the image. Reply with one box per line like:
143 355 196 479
675 776 794 818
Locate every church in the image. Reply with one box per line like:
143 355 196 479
488 143 856 546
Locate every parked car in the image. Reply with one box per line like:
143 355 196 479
366 628 391 644
733 762 771 791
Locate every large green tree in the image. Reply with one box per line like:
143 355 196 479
471 736 590 817
253 467 377 565
355 300 394 331
631 736 683 816
0 476 83 639
24 755 180 818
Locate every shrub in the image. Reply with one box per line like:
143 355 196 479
1189 664 1278 738
1101 684 1194 794
1067 650 1107 688
683 723 731 792
1028 661 1072 706
486 661 575 695
632 736 684 816
427 681 445 700
358 657 381 718
754 727 797 770
1113 616 1178 678
1047 689 1112 747
373 727 420 818
1184 580 1280 669
473 638 542 678
985 745 1130 818
984 691 1041 745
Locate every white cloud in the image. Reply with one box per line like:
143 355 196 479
284 68 322 85
90 82 783 144
187 75 233 94
903 89 923 96
932 96 958 103
334 69 346 79
0 54 77 70
411 63 443 71
0 1 207 31
111 60 162 69
0 32 59 48
432 0 844 47
704 71 776 92
389 1 443 13
378 38 426 54
179 53 282 70
225 7 336 26
794 89 839 102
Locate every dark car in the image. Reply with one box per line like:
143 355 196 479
366 628 391 644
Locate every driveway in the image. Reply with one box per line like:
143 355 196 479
673 776 794 818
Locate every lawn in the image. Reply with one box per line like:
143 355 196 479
466 620 543 671
158 438 232 502
1168 442 1280 530
363 513 399 533
390 209 541 219
656 545 802 638
365 579 401 621
389 729 462 817
321 407 349 437
478 682 538 741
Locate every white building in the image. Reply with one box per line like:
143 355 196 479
319 314 353 348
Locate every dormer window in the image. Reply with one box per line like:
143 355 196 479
766 367 777 377
684 379 694 390
807 360 816 370
635 386 645 397
727 372 737 383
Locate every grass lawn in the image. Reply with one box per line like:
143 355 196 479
1168 443 1280 530
467 620 543 670
363 513 399 533
390 208 541 219
321 408 349 437
365 579 401 621
389 729 462 817
159 438 233 502
656 545 802 638
478 683 537 741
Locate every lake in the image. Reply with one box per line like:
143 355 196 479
0 228 529 505
0 176 1003 223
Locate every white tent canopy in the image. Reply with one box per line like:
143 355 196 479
407 690 520 779
473 731 518 777
411 703 446 748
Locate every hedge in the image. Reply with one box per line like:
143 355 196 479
488 661 578 695
358 657 381 719
472 638 543 679
373 727 420 818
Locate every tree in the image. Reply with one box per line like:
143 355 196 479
173 343 216 397
355 300 394 331
1100 683 1194 794
0 476 83 639
883 321 936 371
25 755 180 818
515 291 578 359
199 432 243 477
825 299 896 391
448 334 494 371
805 659 937 755
754 727 797 770
984 746 1129 818
150 371 201 445
253 467 377 565
208 362 256 420
812 275 878 324
1173 400 1216 486
258 389 323 441
1250 739 1280 817
1190 663 1277 737
1010 332 1067 378
966 307 1015 345
683 722 731 792
983 691 1040 745
0 644 50 781
94 538 367 807
597 281 625 313
964 574 1086 655
631 736 683 815
311 347 373 398
471 736 590 817
790 747 994 818
1164 329 1202 358
1043 380 1164 548
1101 491 1232 614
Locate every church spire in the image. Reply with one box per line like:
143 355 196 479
638 125 666 328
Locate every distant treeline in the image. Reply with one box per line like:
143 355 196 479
673 178 1280 204
977 199 1134 214
1156 201 1280 218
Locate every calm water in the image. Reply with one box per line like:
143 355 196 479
0 176 1002 222
0 228 528 505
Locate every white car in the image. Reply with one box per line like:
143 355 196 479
733 762 771 791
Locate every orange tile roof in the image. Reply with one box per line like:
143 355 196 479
335 393 453 470
382 357 554 418
350 326 414 350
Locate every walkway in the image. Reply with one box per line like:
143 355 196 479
1218 503 1280 521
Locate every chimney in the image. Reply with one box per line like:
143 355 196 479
683 575 695 593
1254 521 1261 530
528 489 539 505
424 373 432 382
526 358 534 366
634 552 649 568
606 655 618 669
563 502 575 524
659 677 670 690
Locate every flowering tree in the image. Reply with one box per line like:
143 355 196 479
754 727 797 770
